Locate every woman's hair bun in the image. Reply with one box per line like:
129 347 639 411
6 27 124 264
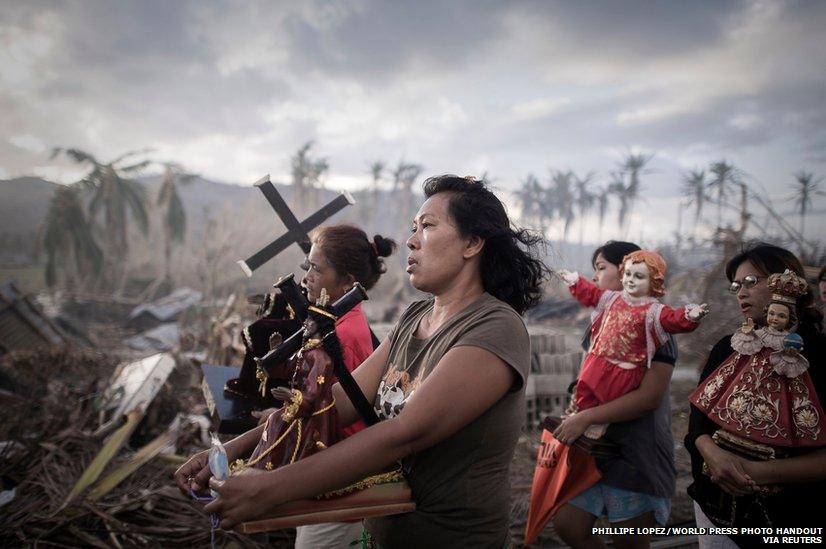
372 234 397 258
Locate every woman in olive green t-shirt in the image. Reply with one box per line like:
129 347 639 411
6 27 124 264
176 174 550 547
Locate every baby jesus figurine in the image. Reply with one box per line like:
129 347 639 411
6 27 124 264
690 270 825 449
559 250 709 438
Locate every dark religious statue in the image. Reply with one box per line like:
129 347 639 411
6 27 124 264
238 288 348 471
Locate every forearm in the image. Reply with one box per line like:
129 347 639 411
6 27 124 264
257 346 514 506
694 434 717 460
579 362 671 424
331 383 359 426
225 424 266 461
580 392 655 424
260 417 412 507
747 448 826 485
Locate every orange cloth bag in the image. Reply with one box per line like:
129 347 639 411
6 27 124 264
524 429 601 545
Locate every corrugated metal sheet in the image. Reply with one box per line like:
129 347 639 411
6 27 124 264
127 288 202 325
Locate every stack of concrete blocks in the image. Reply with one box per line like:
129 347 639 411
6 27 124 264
524 326 582 429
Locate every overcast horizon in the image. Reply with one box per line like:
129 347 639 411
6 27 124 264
2 0 825 245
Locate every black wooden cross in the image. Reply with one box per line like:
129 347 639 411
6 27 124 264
237 174 354 276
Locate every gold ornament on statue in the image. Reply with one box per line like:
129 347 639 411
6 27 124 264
767 269 808 304
281 389 303 423
256 365 268 397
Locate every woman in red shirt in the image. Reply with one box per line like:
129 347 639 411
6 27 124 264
299 225 395 436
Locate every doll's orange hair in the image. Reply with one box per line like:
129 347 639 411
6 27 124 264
620 250 667 297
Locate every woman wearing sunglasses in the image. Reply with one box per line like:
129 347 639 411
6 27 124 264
685 243 826 548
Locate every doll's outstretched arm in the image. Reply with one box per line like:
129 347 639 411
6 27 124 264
562 273 604 308
555 269 580 286
659 303 709 333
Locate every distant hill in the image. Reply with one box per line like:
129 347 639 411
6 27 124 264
0 177 60 236
0 177 61 264
0 174 405 266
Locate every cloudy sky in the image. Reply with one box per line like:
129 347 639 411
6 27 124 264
2 0 825 243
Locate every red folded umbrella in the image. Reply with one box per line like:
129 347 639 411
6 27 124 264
524 429 601 545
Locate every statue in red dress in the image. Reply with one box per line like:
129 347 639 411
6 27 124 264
559 250 709 436
690 270 825 451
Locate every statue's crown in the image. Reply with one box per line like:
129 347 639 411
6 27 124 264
767 269 808 304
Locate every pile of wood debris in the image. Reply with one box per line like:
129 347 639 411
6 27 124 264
0 347 291 548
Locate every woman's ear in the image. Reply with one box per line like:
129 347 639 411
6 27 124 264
463 235 485 259
341 273 356 292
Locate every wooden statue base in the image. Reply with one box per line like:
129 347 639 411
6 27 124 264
240 481 415 533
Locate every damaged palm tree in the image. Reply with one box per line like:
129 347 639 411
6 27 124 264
156 162 196 290
291 142 330 213
52 148 152 295
39 185 103 291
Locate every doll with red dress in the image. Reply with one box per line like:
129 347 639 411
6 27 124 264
689 270 825 451
559 250 709 436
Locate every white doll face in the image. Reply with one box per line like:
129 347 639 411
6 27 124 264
766 303 790 331
622 261 651 297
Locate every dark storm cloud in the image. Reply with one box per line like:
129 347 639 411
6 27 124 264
40 1 288 137
515 0 743 57
276 0 744 81
281 0 509 82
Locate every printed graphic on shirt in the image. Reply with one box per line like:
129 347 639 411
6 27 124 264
374 365 422 419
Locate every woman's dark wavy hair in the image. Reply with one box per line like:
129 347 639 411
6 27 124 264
725 242 823 334
422 175 551 314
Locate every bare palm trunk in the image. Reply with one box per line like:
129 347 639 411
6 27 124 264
579 219 584 249
738 184 749 237
164 234 172 286
675 204 683 252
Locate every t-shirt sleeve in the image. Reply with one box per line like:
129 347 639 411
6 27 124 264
453 308 531 391
652 333 678 365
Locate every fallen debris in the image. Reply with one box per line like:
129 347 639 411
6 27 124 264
0 347 292 547
62 408 144 510
125 323 181 351
127 288 202 331
97 353 177 435
0 282 69 356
